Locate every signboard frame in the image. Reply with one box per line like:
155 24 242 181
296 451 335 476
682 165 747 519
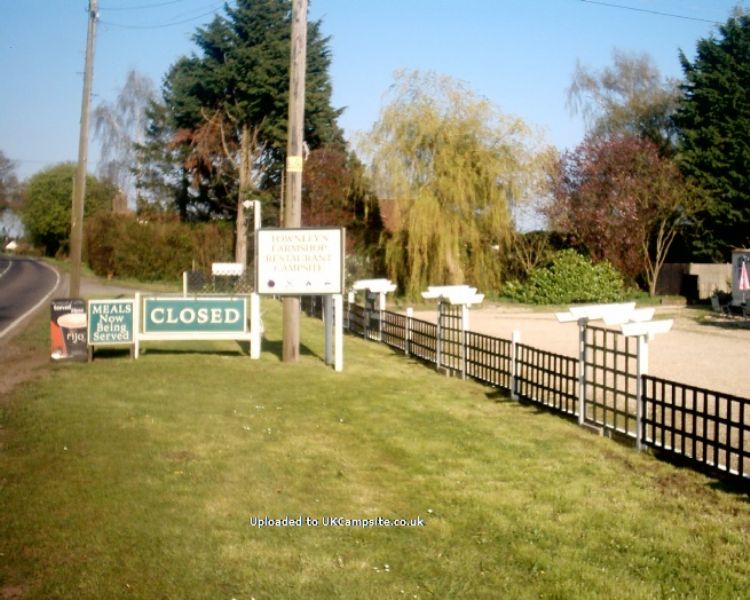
255 227 345 296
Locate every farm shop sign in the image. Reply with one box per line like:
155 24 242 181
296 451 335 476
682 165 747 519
143 297 245 333
256 228 344 295
88 299 134 345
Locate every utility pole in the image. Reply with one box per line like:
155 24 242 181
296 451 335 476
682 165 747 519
69 0 98 298
282 0 308 362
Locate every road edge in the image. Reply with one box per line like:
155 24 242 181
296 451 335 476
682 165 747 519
0 258 61 342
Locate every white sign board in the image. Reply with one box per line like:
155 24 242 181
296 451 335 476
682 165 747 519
212 262 245 276
256 228 344 295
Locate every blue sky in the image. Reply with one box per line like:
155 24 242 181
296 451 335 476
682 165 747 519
0 0 746 181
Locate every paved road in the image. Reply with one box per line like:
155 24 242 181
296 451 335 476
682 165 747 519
0 255 60 339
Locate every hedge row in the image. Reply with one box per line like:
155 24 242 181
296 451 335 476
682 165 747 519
85 213 234 281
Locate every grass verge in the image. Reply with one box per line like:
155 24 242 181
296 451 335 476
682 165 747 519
1 301 749 599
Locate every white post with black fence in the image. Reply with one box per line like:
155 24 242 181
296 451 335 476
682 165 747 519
556 303 672 446
421 285 484 378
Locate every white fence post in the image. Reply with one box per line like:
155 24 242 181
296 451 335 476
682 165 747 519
323 295 333 365
363 292 369 340
620 319 672 449
134 292 141 359
436 301 443 370
578 318 588 426
635 335 649 451
510 330 520 400
405 307 413 356
250 292 261 359
378 292 385 342
334 294 343 372
347 291 354 331
461 304 469 380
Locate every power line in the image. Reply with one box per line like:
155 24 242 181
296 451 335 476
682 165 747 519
99 1 224 29
99 0 185 11
578 0 723 25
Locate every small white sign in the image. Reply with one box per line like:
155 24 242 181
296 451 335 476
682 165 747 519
256 228 344 295
212 262 245 276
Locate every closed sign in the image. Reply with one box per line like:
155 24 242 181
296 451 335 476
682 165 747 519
143 297 246 333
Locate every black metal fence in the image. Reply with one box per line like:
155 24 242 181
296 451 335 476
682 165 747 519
642 375 750 480
300 297 750 482
584 325 639 436
343 303 581 419
516 343 579 416
183 270 255 295
465 331 512 390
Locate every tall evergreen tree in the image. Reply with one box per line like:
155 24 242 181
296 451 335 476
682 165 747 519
674 11 750 260
133 100 193 219
141 0 342 228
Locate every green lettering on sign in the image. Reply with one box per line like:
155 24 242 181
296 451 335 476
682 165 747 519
88 299 135 345
144 298 246 333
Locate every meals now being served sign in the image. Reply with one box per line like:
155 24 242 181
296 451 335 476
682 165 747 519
88 299 135 345
256 228 344 295
143 297 246 333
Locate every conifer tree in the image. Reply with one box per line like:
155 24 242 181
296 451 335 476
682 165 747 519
141 0 342 229
674 11 750 260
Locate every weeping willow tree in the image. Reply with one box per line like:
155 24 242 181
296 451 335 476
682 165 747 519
365 70 549 298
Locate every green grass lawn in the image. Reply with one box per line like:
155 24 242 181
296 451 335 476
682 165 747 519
1 300 749 599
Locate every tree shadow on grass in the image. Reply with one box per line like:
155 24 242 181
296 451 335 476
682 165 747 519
140 348 246 358
261 336 322 362
104 338 326 362
120 341 251 359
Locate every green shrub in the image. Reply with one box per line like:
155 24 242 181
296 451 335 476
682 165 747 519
85 213 233 281
23 163 116 256
503 249 626 305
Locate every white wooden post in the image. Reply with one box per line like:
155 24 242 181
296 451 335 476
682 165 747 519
377 291 384 342
405 307 413 356
347 291 354 331
334 293 343 372
635 335 649 450
362 290 370 339
436 300 443 370
510 330 521 400
134 292 141 359
323 295 333 365
250 292 261 359
578 318 587 426
620 319 672 450
460 303 469 380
